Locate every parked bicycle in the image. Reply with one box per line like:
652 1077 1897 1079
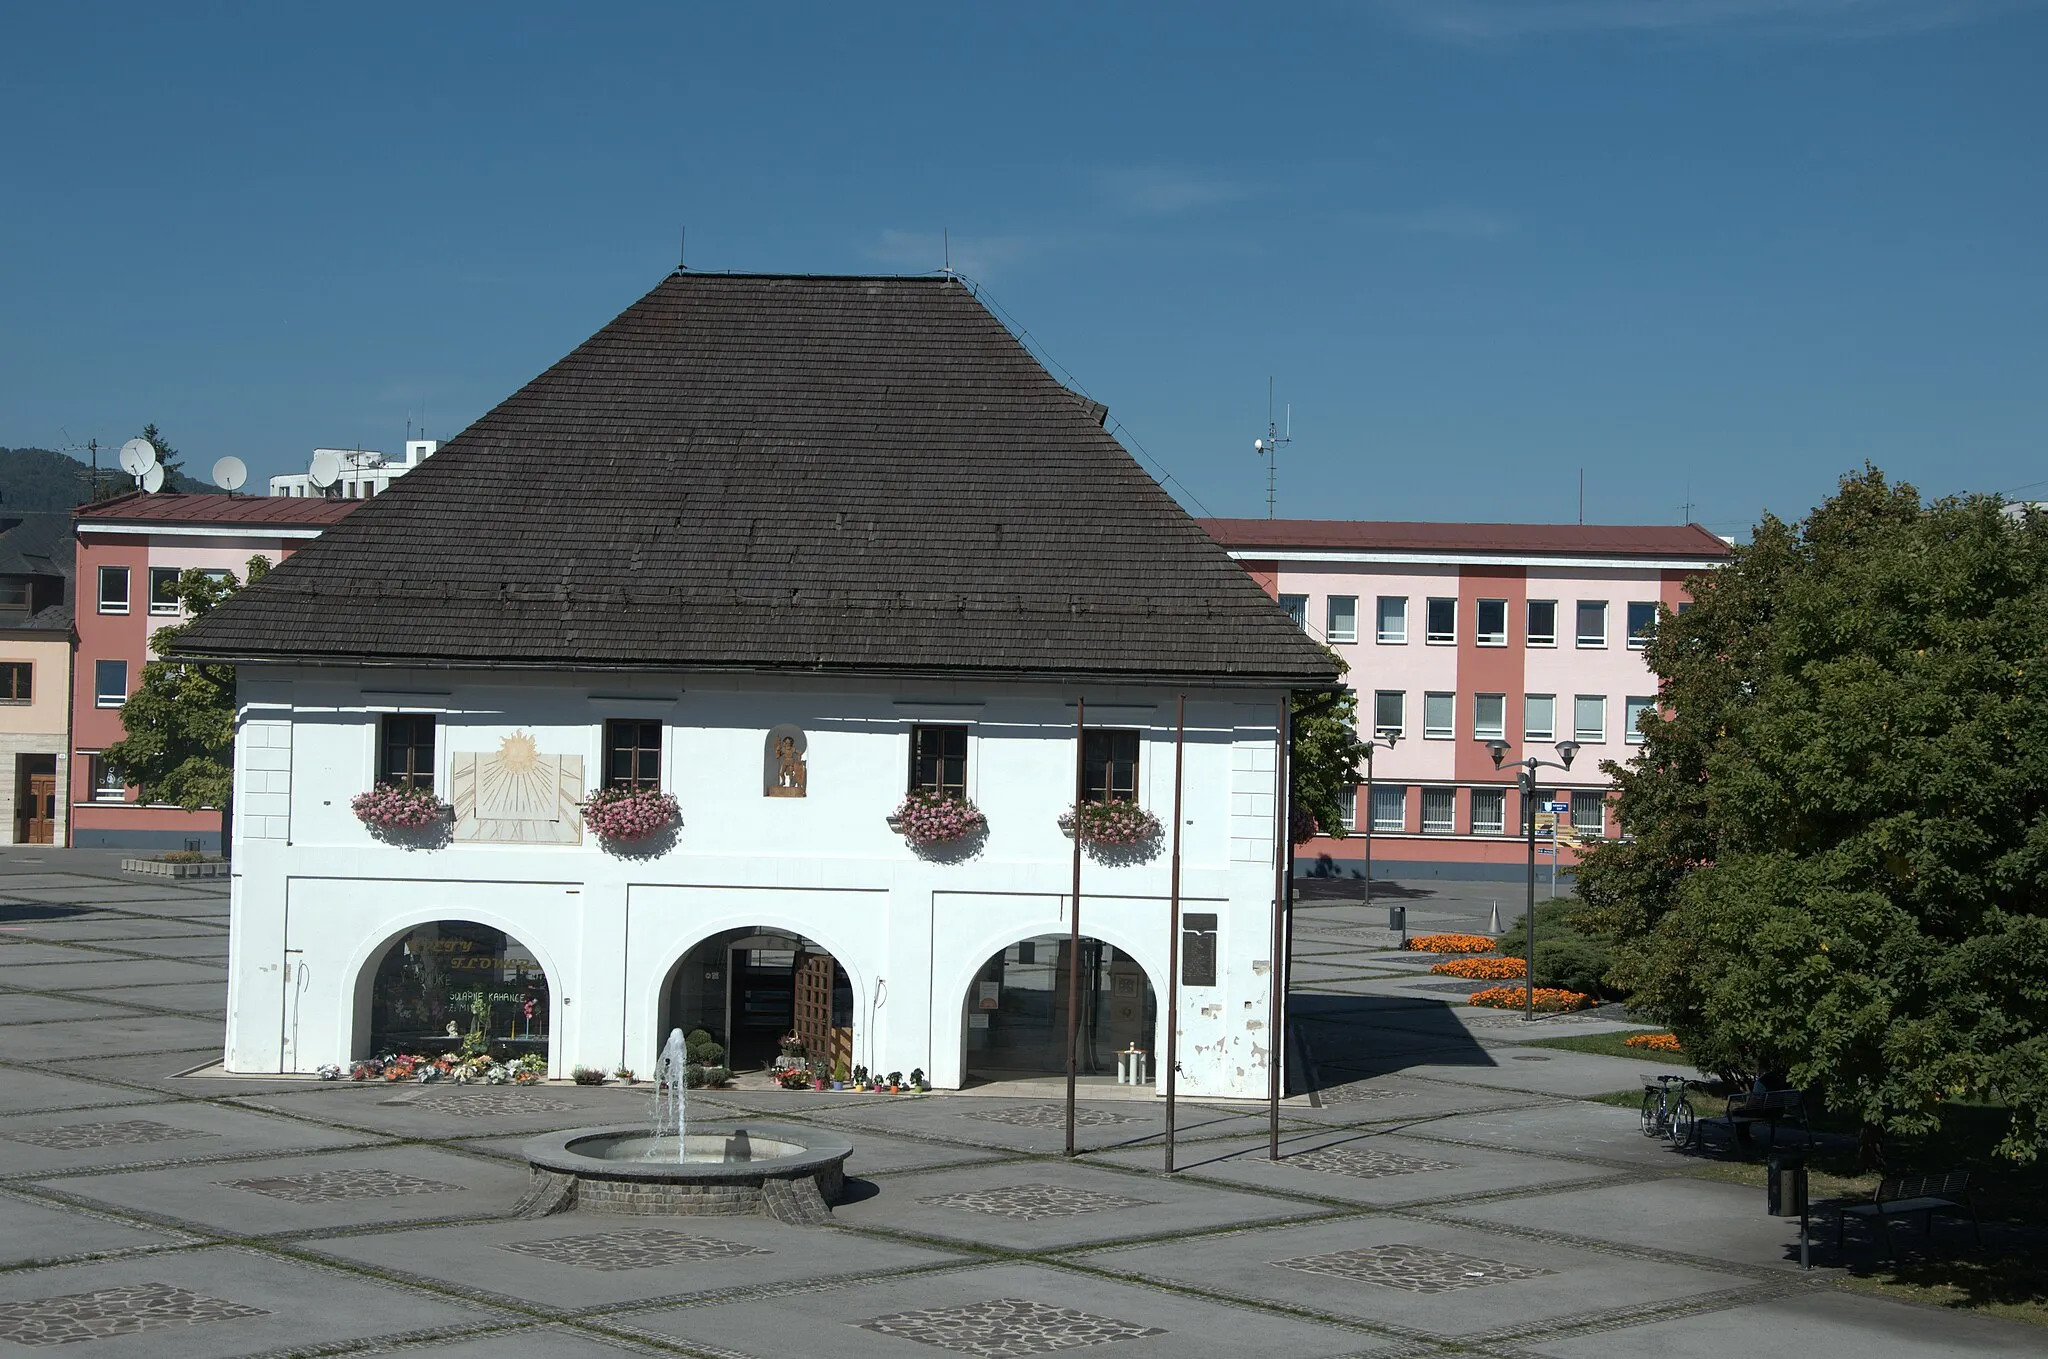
1640 1073 1697 1147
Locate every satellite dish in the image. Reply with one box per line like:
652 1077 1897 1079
118 438 158 476
307 449 343 489
211 457 247 492
141 464 165 494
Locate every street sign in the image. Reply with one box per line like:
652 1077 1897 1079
1544 801 1570 813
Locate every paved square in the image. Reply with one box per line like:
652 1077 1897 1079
962 1103 1140 1128
3 1118 210 1151
0 1281 267 1345
1279 1145 1458 1178
221 1167 463 1203
917 1183 1155 1221
498 1227 770 1270
857 1298 1166 1355
1271 1242 1555 1291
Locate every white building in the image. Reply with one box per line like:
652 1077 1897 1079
269 440 438 499
181 272 1335 1096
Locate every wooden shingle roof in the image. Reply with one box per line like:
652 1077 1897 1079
177 273 1338 687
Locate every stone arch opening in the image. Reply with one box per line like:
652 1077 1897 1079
961 934 1158 1084
358 919 552 1064
660 927 854 1077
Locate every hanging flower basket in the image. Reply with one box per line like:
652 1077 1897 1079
579 787 681 843
887 789 987 846
1059 800 1162 848
351 784 452 831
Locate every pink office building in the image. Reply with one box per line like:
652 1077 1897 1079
1202 520 1732 881
70 493 359 850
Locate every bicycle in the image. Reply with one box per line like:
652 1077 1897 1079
1639 1073 1697 1147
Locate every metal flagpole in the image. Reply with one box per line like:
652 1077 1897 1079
1065 697 1086 1158
1164 694 1186 1172
1269 697 1290 1160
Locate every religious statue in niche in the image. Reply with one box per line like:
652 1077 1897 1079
764 724 808 798
451 732 585 843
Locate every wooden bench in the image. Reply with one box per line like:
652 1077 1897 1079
1723 1087 1808 1148
1833 1171 1980 1259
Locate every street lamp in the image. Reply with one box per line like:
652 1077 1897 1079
1360 734 1398 938
1487 738 1581 1022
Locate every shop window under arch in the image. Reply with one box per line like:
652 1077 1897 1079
963 934 1156 1082
367 921 549 1061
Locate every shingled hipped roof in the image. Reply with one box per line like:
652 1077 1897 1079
177 273 1338 687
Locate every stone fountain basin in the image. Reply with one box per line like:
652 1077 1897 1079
519 1122 852 1223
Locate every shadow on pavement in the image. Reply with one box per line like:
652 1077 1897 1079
1287 993 1495 1093
0 901 94 922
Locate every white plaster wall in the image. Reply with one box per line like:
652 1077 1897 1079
224 670 1287 1097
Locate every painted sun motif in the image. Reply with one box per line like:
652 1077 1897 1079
498 732 540 774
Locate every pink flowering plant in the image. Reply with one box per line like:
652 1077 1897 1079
352 783 451 831
887 789 987 847
1059 799 1163 848
579 787 680 843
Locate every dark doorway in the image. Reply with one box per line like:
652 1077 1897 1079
963 935 1156 1082
14 755 55 845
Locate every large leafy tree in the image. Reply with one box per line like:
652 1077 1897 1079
1578 468 2048 1161
104 558 270 845
1292 646 1368 842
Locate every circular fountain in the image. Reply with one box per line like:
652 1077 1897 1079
518 1030 852 1224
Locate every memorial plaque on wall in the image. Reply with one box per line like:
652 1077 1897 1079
1182 913 1218 987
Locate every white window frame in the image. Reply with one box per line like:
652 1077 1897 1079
1625 695 1655 745
94 659 128 709
1423 692 1455 740
1370 784 1407 832
1373 690 1405 741
1337 785 1357 832
1425 597 1457 645
1475 598 1507 647
1473 693 1506 741
1627 601 1659 650
1576 599 1608 648
1470 787 1506 835
1527 599 1557 647
1326 594 1358 644
1420 787 1456 834
1375 596 1408 644
1279 594 1308 631
1574 694 1606 743
1524 693 1555 742
97 566 130 615
147 566 183 616
88 754 127 802
1571 790 1607 837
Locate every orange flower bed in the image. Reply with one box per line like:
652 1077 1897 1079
1429 956 1527 980
1625 1033 1683 1052
1404 933 1498 955
1467 985 1597 1012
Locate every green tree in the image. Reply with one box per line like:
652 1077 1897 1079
139 423 184 479
1577 468 2048 1161
1292 646 1368 842
103 557 271 848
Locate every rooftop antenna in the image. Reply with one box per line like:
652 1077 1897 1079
307 449 343 498
211 457 246 496
943 228 951 276
678 224 686 271
1578 468 1585 525
1252 377 1291 520
118 437 159 494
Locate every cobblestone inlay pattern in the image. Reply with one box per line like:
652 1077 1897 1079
857 1299 1165 1356
1281 1146 1457 1178
4 1119 213 1150
917 1183 1156 1221
405 1093 583 1117
220 1169 463 1202
0 1283 267 1346
1312 1082 1406 1106
497 1228 770 1271
1272 1244 1554 1292
960 1105 1139 1129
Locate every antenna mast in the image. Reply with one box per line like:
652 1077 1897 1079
1253 376 1292 520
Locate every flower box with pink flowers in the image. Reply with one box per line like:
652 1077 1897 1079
1059 799 1162 848
579 787 681 843
351 784 452 832
886 789 987 847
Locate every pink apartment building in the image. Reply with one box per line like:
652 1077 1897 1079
70 493 359 850
1202 520 1732 881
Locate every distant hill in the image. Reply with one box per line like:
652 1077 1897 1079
2 446 207 509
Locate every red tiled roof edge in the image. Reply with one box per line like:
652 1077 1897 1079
1197 518 1733 557
74 493 362 527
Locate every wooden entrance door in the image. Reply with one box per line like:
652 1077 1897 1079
15 757 55 845
792 952 837 1071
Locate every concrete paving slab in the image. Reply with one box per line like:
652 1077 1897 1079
1444 1176 1817 1272
0 1013 227 1062
68 982 226 1015
82 1049 312 1097
1089 1126 1621 1208
0 1188 194 1265
1078 1213 1752 1339
832 1157 1331 1252
1386 1049 1672 1098
232 1083 663 1140
0 1245 508 1356
691 1087 923 1116
3 919 227 942
806 1096 1287 1155
0 992 149 1024
609 1260 1392 1358
87 935 232 961
356 1324 681 1357
38 1145 536 1236
2 958 228 991
303 1211 975 1312
1291 1074 1562 1126
0 1068 168 1116
1522 1289 2047 1357
0 942 113 966
0 1099 384 1178
1403 1098 1730 1171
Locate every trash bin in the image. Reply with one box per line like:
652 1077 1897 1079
1767 1150 1808 1217
1387 905 1406 933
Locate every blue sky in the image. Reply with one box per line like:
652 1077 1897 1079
4 1 2043 533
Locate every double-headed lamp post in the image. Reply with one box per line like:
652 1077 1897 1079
1486 738 1582 1022
1360 734 1397 930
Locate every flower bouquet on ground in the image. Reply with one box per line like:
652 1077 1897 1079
579 787 680 843
1404 933 1498 955
887 790 987 847
1468 985 1597 1013
1059 800 1162 849
351 784 451 832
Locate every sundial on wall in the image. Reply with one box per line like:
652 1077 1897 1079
451 732 585 844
